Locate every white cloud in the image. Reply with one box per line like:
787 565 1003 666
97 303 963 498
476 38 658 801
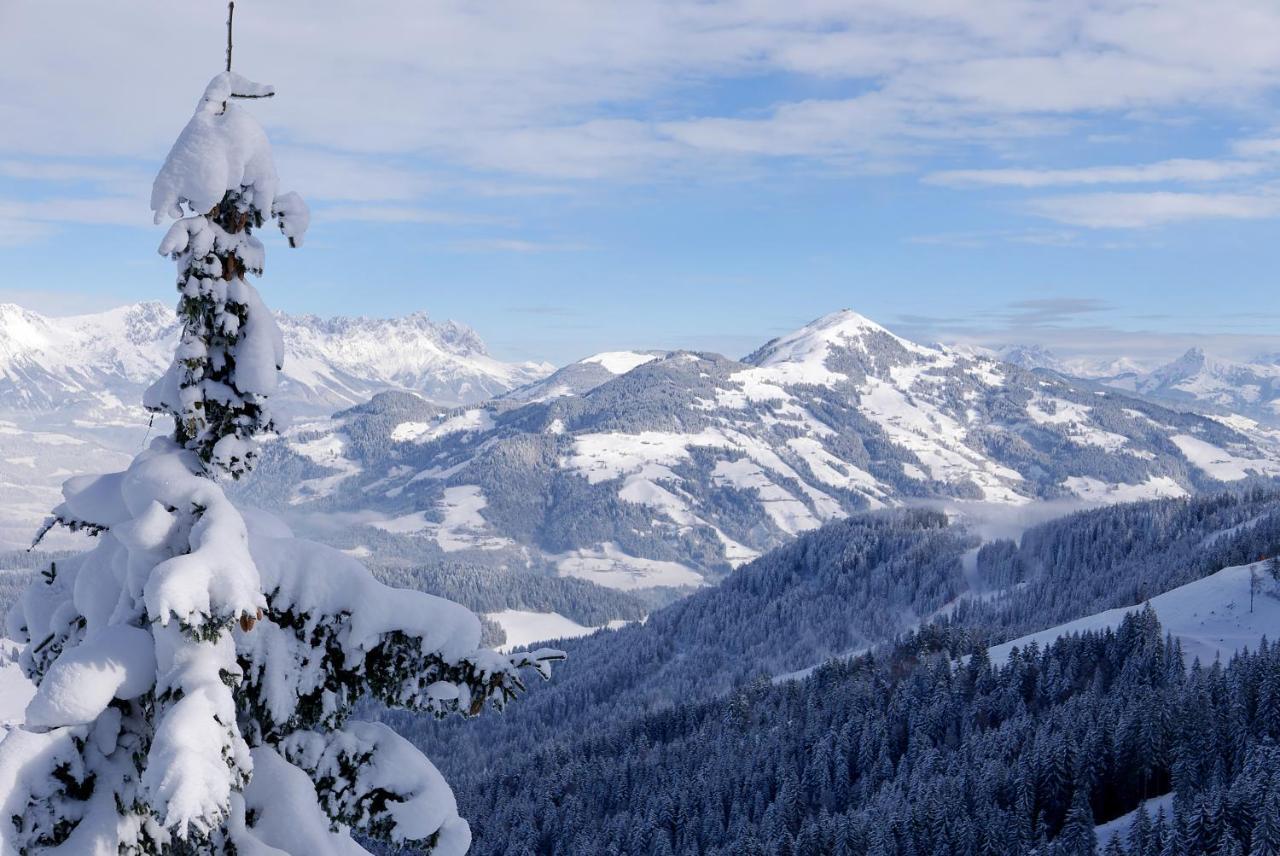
0 160 146 186
272 149 436 202
907 229 1082 248
0 219 56 247
894 305 1280 365
5 1 1280 180
0 197 148 228
5 0 1280 247
1232 137 1280 158
926 159 1269 188
0 196 150 245
446 238 586 253
1025 191 1280 228
316 205 498 225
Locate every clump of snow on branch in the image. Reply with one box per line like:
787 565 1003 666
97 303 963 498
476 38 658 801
151 72 278 222
0 69 560 855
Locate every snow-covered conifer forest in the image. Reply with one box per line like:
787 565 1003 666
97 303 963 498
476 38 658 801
3 3 1280 855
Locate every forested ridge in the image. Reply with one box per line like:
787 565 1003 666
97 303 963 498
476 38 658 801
447 612 1280 855
375 485 1280 855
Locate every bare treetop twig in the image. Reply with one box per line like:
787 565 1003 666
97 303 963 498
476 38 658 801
226 1 235 72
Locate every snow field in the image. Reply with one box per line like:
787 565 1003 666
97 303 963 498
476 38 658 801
990 560 1280 667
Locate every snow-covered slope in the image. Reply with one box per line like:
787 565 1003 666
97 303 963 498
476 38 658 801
485 610 628 653
0 302 175 411
0 416 138 550
0 301 550 417
997 341 1280 427
243 310 1280 593
0 640 34 739
990 560 1280 666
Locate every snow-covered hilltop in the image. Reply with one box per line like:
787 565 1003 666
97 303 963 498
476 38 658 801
244 308 1280 594
501 350 664 403
0 301 551 417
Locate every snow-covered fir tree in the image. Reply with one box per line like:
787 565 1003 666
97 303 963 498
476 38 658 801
0 69 559 855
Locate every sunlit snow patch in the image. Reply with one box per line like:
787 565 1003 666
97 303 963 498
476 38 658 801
555 542 704 591
286 428 362 503
1062 475 1188 503
392 409 495 444
372 486 512 553
485 610 629 653
1170 433 1280 480
580 351 659 375
989 560 1280 667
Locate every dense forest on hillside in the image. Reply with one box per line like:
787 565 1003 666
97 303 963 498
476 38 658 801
964 486 1280 638
430 612 1280 855
375 485 1280 855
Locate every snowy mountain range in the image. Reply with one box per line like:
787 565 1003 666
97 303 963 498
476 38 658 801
0 301 551 417
0 301 550 550
239 309 1280 594
999 342 1280 427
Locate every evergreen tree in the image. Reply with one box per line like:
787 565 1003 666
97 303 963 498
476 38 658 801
0 59 558 855
1057 789 1098 856
1255 792 1280 856
1128 801 1153 856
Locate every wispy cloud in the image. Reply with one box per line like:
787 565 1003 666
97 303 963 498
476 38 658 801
0 219 56 247
0 196 148 235
1025 191 1280 228
7 2 1280 179
1231 137 1280 158
1003 298 1110 325
446 238 587 253
0 159 146 186
504 305 579 317
926 158 1269 188
316 205 499 226
907 228 1082 248
893 309 1280 366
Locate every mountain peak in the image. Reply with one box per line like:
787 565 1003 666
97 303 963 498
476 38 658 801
0 303 54 355
997 344 1064 372
1179 346 1207 362
743 309 921 370
1149 346 1210 384
807 308 891 336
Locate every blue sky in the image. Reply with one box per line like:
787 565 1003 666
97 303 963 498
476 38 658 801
1 1 1278 366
